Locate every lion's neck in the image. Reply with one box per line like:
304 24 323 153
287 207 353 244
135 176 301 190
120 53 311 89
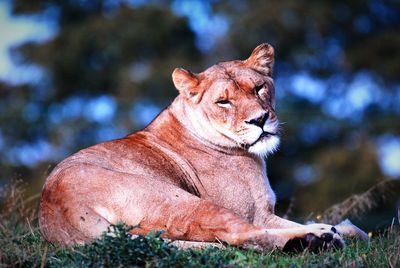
146 96 247 156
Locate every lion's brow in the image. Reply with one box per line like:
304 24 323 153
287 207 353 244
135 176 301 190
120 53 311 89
216 64 245 92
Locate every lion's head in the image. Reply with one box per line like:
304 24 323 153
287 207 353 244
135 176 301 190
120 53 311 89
172 43 279 157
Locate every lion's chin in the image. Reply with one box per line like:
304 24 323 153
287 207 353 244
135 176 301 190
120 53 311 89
248 135 280 158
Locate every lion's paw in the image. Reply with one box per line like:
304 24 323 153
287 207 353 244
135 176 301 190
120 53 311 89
305 223 339 239
283 224 344 253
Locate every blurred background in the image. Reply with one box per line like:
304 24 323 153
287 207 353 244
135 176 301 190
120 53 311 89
0 0 399 231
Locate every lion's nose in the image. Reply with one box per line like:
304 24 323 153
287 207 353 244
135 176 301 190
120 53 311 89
245 112 269 128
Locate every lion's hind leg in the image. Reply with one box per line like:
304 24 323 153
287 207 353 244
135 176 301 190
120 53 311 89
335 219 369 240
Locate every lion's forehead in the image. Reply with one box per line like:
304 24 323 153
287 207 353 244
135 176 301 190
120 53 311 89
202 63 269 93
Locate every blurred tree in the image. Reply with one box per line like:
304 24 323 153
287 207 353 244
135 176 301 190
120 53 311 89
1 1 200 185
214 0 400 79
15 5 199 102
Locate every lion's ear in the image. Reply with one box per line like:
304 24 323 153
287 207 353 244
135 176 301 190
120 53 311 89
172 68 202 103
245 43 274 76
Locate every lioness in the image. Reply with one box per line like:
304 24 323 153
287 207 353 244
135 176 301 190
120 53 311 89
39 44 367 251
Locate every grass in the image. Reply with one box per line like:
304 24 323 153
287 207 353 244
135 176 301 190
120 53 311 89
1 181 399 267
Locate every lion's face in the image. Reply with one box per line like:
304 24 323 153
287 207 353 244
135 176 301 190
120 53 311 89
172 44 280 157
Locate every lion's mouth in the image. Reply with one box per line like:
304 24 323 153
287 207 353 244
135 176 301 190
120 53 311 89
242 131 278 149
259 131 277 139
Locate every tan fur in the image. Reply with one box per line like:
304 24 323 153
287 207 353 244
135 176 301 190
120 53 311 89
39 44 367 250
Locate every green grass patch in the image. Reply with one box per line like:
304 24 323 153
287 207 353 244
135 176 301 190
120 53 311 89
1 219 399 267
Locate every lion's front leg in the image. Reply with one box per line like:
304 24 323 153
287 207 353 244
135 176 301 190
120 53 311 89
126 198 291 250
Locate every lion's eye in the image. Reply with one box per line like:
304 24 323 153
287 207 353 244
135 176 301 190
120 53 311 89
255 84 265 94
216 99 232 108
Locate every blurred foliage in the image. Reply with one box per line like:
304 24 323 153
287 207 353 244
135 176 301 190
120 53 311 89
15 5 199 101
2 0 201 182
321 179 400 225
214 0 400 79
0 0 399 226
